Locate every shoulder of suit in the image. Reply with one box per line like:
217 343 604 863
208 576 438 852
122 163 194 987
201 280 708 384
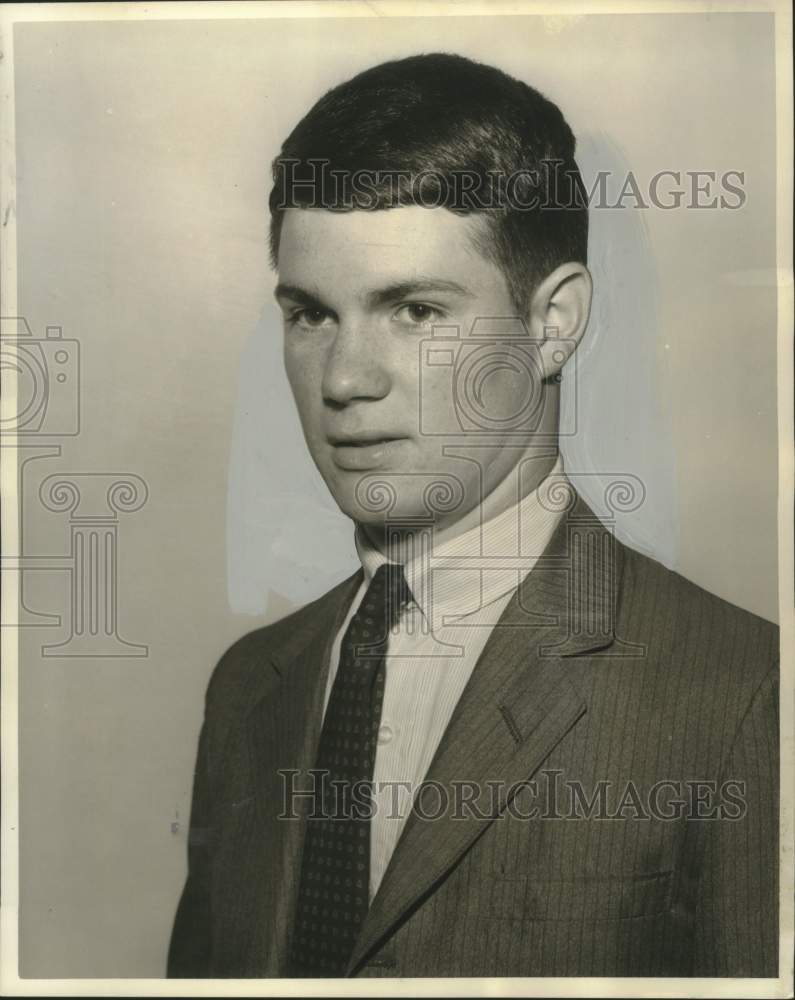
616 537 779 683
203 570 361 713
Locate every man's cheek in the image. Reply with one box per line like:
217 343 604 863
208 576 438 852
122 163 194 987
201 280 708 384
416 370 453 438
285 363 320 418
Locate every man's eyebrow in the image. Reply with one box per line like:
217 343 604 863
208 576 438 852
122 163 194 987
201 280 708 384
273 283 326 309
273 278 474 310
366 279 474 307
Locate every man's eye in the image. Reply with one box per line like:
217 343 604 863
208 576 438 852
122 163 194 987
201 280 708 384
290 308 332 329
396 303 442 325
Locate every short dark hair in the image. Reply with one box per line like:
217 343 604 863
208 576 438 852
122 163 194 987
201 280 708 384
268 52 588 315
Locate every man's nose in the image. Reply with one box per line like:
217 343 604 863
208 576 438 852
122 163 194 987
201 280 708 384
321 321 392 406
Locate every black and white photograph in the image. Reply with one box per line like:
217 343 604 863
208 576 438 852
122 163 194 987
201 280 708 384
0 1 792 994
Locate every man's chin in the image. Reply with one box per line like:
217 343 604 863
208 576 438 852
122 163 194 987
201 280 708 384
326 484 411 526
323 469 471 528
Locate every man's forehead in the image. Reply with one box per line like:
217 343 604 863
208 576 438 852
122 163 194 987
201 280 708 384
276 205 502 292
278 203 483 244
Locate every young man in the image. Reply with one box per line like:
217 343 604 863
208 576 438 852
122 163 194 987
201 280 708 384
167 53 779 979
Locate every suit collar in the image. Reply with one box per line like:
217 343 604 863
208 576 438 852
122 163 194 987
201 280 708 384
258 486 624 674
268 569 363 676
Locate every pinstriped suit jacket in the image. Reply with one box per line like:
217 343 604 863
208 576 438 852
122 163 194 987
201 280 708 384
167 493 779 978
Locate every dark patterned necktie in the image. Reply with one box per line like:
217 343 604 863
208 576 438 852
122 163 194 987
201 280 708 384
287 562 411 978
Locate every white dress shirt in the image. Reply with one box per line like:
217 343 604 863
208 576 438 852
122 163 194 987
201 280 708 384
321 453 567 900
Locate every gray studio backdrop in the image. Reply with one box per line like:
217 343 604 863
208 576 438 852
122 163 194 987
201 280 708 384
11 11 777 977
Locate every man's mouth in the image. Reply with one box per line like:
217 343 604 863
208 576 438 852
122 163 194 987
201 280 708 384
328 434 408 470
328 433 405 447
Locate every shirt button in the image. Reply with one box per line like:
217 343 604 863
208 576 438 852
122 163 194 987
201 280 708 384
377 724 394 745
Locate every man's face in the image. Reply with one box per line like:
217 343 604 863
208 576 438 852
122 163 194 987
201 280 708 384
275 205 548 529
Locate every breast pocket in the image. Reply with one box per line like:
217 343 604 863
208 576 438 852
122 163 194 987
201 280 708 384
486 870 674 922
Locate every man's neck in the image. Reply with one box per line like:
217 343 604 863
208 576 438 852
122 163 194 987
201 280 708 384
360 447 561 563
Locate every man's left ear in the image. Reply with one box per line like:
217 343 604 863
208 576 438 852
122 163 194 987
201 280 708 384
527 262 593 379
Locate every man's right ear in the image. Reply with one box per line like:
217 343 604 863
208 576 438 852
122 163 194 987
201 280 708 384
527 262 593 380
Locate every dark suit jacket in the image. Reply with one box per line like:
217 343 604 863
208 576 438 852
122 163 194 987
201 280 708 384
167 494 779 978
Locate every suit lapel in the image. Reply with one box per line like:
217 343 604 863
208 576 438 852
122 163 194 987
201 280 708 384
346 493 626 973
241 570 363 973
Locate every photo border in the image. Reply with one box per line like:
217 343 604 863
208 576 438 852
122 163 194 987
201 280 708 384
1 2 791 996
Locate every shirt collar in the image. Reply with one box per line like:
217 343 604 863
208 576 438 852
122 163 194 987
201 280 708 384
353 452 567 629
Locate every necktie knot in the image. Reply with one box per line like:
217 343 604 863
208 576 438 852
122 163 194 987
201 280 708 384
372 562 412 631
